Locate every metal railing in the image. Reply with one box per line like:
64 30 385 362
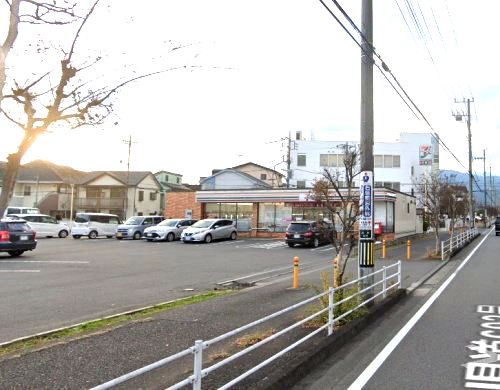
91 261 401 390
441 227 478 261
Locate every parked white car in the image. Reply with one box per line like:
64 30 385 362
3 206 40 217
181 218 237 243
8 214 69 238
143 219 198 242
71 212 121 239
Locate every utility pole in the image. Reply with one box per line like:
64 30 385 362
123 135 133 219
286 131 291 189
359 0 375 296
490 167 493 210
453 98 474 227
473 149 487 223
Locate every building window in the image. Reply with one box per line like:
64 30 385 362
297 154 306 167
86 188 102 198
320 154 340 167
150 192 157 201
110 188 125 198
258 203 292 232
165 175 169 182
393 155 400 168
23 185 31 196
411 166 414 176
260 173 267 180
383 155 393 168
296 180 306 189
177 177 181 184
138 190 144 202
375 155 400 168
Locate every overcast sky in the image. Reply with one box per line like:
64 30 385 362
2 0 499 183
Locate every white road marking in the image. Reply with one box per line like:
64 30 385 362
0 260 89 264
0 270 40 273
348 229 492 390
240 241 286 249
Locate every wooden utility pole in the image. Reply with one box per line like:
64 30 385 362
453 98 474 227
359 0 375 294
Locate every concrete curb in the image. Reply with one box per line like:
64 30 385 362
0 293 215 349
406 231 481 294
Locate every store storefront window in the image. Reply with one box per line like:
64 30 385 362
289 204 333 223
258 203 292 232
204 203 253 231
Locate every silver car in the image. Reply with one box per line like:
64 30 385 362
143 219 197 242
181 218 237 243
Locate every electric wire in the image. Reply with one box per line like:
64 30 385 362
320 0 472 178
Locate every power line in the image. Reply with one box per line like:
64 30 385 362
318 0 470 174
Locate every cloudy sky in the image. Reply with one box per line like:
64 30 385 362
2 0 499 184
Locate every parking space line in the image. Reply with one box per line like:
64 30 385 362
0 270 40 273
0 260 89 264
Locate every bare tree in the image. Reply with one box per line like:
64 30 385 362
310 144 360 287
414 173 444 256
0 1 195 216
439 179 468 237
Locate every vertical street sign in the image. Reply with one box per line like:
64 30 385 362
359 171 374 267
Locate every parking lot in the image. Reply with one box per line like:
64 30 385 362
0 236 336 343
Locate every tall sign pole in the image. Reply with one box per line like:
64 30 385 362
359 0 375 293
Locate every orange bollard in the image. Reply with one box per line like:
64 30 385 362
382 239 386 259
407 240 411 260
293 256 299 289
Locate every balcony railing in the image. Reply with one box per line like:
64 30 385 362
75 197 126 209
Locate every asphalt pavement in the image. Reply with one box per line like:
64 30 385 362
0 230 476 389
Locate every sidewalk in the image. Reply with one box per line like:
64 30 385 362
0 231 479 390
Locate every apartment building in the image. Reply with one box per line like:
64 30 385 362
290 132 439 195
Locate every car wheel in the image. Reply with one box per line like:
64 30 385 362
229 231 237 240
8 250 24 257
311 237 319 248
106 235 113 239
58 230 68 238
166 233 174 242
133 231 142 240
72 235 81 239
88 231 98 239
287 243 295 248
204 234 212 244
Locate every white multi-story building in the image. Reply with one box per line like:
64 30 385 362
290 132 439 195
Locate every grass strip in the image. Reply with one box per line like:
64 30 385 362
0 290 232 357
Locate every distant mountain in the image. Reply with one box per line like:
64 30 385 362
440 169 499 207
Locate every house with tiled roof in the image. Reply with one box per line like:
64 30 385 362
76 171 162 218
0 161 163 219
1 160 86 218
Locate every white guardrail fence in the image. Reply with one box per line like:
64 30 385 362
441 227 478 261
91 261 402 390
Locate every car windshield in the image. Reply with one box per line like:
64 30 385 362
7 222 30 232
24 208 39 214
75 215 89 223
192 220 215 228
158 219 179 227
124 217 143 225
287 223 311 233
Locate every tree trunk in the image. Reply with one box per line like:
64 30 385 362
335 231 345 288
434 224 440 256
0 153 22 216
